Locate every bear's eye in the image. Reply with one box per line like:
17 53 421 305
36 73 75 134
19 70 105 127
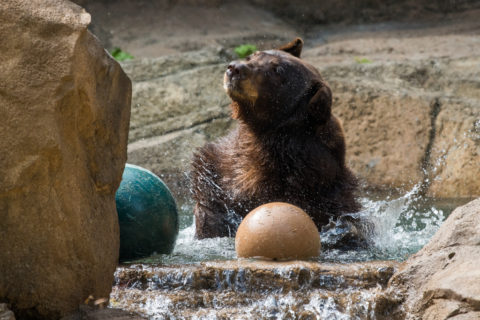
246 51 260 62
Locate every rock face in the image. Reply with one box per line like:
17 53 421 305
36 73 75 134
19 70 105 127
303 52 480 196
0 1 131 319
254 0 480 27
378 198 480 319
72 0 480 200
122 49 234 206
122 50 480 201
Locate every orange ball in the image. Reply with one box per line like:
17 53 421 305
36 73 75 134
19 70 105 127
235 202 321 260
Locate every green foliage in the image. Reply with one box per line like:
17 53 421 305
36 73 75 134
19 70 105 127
234 44 258 59
110 48 134 61
354 57 373 64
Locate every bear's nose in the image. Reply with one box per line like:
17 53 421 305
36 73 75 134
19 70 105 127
227 62 247 77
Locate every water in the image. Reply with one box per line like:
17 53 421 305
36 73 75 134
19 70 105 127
111 287 381 319
130 184 468 265
111 259 397 319
112 186 472 319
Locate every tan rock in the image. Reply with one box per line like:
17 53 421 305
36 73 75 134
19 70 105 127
0 0 131 318
383 198 480 319
319 58 480 197
332 85 432 190
449 313 480 320
427 99 480 198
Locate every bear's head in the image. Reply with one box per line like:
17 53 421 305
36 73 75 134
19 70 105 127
224 38 332 132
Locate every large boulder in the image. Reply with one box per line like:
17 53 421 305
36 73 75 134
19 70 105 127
377 198 480 319
0 1 131 319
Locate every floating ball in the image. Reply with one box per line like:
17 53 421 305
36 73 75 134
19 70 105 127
235 202 321 260
115 164 179 262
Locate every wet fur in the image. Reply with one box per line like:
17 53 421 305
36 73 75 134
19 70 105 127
191 38 361 238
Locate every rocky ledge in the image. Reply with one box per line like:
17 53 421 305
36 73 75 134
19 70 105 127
112 260 398 319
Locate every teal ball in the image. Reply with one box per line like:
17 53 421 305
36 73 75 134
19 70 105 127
116 164 179 262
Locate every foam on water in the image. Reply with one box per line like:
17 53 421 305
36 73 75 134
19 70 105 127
365 184 446 260
133 185 463 265
111 285 382 320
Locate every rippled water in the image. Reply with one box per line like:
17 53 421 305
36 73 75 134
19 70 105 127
131 185 469 265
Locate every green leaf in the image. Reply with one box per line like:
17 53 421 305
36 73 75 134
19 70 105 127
234 44 258 59
110 48 134 61
354 57 373 64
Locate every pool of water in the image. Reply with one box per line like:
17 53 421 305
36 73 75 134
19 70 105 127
130 184 471 265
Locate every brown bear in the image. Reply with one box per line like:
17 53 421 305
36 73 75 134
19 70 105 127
191 38 361 240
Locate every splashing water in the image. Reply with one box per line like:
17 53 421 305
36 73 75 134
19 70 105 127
112 186 469 319
365 184 445 260
132 184 466 265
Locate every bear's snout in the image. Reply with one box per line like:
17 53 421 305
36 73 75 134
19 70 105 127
224 61 254 95
227 62 249 79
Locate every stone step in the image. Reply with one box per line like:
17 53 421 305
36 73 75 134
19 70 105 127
111 287 382 319
111 260 398 319
114 260 397 293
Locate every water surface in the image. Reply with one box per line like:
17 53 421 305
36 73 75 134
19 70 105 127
133 185 471 265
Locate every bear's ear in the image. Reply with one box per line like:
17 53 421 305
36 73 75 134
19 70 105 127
307 82 332 125
278 38 303 58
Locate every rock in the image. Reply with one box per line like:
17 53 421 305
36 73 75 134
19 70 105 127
120 47 480 200
427 96 480 197
74 3 480 203
316 58 480 197
379 198 480 319
61 306 146 320
121 49 235 206
0 304 15 320
0 1 131 319
249 0 480 26
112 260 398 319
127 56 479 200
71 0 296 57
332 82 432 190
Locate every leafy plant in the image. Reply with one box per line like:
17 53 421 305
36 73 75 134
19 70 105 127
234 44 257 59
354 57 373 64
110 48 134 61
